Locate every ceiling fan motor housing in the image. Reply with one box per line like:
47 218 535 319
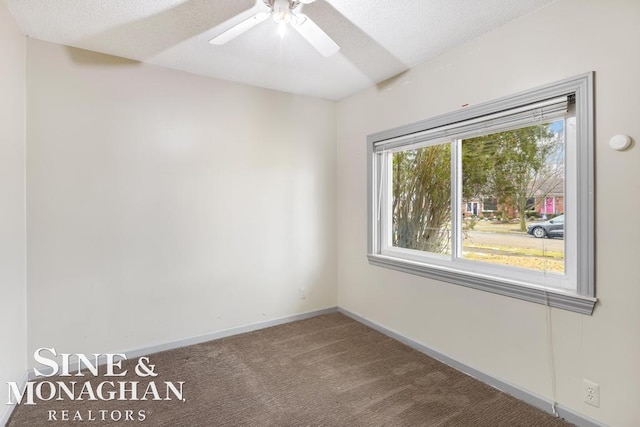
266 0 301 24
212 0 336 57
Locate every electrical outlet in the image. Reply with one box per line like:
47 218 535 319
583 379 600 407
299 288 306 300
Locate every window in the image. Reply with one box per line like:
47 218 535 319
367 73 595 314
482 198 497 212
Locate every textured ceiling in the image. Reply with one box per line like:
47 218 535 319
5 0 554 100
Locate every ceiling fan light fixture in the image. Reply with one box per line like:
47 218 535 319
272 0 292 24
272 11 290 24
210 0 338 57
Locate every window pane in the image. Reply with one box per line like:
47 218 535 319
391 143 451 255
482 197 497 212
461 121 565 273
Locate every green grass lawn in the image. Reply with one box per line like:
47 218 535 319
463 220 564 272
463 251 564 272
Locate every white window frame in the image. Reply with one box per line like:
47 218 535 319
367 73 596 315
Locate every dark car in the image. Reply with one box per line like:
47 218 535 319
526 214 564 238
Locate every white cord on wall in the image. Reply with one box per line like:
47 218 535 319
544 286 559 417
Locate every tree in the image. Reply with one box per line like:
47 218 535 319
462 123 561 231
390 122 564 254
392 144 451 253
461 135 495 200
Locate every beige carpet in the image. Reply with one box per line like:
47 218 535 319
8 313 572 426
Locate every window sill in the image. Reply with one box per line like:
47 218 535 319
367 254 597 315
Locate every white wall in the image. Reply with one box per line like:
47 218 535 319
26 39 337 359
336 0 640 426
8 1 640 425
0 0 26 423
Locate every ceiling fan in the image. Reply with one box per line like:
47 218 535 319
209 0 340 57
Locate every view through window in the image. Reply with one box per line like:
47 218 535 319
391 143 451 256
368 73 595 314
389 120 566 275
460 120 565 273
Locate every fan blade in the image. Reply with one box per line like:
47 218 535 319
209 12 270 45
291 14 339 57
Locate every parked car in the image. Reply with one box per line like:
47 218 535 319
526 214 564 238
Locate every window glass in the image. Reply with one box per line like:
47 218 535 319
391 143 451 255
367 73 595 314
461 120 565 274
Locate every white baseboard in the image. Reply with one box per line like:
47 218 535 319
119 306 339 362
338 307 606 427
25 306 339 380
5 306 605 427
